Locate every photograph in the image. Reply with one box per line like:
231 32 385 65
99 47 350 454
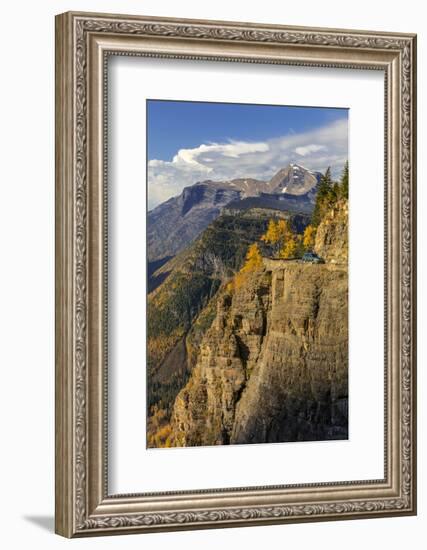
146 100 349 448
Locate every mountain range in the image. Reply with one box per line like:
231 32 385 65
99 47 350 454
147 163 321 263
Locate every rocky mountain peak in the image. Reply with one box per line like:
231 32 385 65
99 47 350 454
268 164 322 195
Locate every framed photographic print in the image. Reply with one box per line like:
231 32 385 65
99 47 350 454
55 11 417 537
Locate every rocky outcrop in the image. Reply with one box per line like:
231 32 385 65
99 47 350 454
314 199 348 264
171 259 348 446
147 182 241 262
171 271 271 446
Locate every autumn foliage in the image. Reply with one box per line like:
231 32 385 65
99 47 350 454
303 224 316 250
261 219 292 252
226 243 263 292
261 219 280 245
241 243 263 272
147 405 175 448
280 236 297 259
261 218 300 259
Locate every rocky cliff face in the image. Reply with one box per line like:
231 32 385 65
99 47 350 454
314 199 348 263
171 203 348 446
147 182 241 262
171 260 348 446
171 271 271 446
233 262 348 444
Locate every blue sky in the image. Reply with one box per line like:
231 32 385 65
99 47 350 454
148 100 347 161
147 100 348 209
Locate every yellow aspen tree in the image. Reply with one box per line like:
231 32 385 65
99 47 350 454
280 236 297 259
234 243 263 289
277 219 292 242
303 224 316 250
241 243 263 272
261 219 280 245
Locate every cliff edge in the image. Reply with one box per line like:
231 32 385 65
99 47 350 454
170 200 349 446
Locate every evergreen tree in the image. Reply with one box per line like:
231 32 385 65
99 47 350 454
312 167 333 227
340 161 349 199
332 182 340 201
295 233 305 258
323 166 333 186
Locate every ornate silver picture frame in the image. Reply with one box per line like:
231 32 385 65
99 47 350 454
55 11 417 537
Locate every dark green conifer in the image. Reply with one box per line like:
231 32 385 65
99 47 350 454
340 161 349 199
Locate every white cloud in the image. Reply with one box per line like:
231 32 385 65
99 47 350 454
172 141 269 165
294 144 327 156
148 119 348 209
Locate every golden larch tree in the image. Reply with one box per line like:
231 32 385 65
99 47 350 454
280 236 297 259
232 243 263 290
261 219 280 245
277 219 292 242
241 243 263 272
303 224 316 250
